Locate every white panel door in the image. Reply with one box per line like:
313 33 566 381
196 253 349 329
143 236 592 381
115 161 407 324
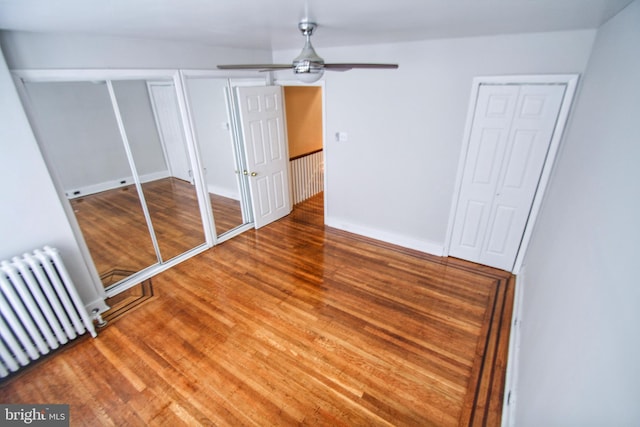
236 86 291 229
450 83 566 270
148 82 192 183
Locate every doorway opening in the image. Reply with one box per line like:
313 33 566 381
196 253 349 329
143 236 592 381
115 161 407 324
282 84 325 211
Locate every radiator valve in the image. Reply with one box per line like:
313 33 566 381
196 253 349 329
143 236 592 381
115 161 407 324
91 308 108 328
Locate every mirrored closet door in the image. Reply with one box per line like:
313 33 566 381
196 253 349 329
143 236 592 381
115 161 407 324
112 79 206 262
18 71 265 295
22 77 207 290
183 76 254 238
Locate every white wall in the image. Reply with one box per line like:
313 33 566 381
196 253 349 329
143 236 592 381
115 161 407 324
24 80 170 196
185 77 239 199
512 1 640 425
0 31 271 69
0 47 106 311
274 30 596 254
25 81 133 194
112 80 168 179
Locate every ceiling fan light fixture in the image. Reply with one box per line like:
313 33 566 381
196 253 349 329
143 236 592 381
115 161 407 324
293 55 325 83
294 65 324 83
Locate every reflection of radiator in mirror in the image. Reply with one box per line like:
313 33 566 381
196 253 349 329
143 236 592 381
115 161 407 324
290 150 324 205
0 247 97 378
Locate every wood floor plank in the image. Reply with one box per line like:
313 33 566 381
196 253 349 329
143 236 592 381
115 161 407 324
0 193 513 426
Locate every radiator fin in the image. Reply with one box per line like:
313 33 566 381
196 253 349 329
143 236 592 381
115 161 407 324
0 246 97 378
291 151 324 205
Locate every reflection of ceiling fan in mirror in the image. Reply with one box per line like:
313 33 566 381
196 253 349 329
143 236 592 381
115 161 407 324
217 21 399 83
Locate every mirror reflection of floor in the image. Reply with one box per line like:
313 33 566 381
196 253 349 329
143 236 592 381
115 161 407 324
209 193 243 236
71 177 243 288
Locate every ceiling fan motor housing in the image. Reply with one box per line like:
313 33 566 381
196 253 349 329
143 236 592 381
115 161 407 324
293 21 325 82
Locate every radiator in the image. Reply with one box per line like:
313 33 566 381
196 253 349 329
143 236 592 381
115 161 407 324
290 150 324 205
0 246 97 378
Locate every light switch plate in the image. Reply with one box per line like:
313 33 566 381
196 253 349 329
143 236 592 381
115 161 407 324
335 132 348 142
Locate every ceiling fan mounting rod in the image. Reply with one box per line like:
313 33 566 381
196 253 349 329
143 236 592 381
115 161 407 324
298 21 317 38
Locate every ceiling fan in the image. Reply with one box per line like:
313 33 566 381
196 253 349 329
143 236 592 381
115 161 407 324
217 21 399 83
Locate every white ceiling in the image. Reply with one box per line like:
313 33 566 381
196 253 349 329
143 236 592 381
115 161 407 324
0 0 633 51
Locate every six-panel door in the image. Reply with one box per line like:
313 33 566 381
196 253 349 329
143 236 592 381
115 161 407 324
236 86 292 229
449 83 566 270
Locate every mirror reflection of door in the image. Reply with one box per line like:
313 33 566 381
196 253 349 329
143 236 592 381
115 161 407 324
184 77 248 237
112 80 205 264
146 82 193 183
23 78 206 289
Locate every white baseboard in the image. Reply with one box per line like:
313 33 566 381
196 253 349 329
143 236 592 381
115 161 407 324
207 184 240 201
65 170 170 199
325 216 444 257
502 267 526 427
140 170 172 184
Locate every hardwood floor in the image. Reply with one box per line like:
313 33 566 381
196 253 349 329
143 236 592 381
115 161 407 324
0 193 514 426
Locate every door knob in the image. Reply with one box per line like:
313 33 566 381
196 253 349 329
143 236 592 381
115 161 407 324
250 172 258 177
243 170 248 175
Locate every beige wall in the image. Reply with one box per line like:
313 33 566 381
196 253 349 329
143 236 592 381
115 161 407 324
284 86 323 159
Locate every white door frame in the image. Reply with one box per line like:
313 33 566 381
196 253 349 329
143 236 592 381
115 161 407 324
444 74 579 274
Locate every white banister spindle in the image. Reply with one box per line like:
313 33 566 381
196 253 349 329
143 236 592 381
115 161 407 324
290 151 324 205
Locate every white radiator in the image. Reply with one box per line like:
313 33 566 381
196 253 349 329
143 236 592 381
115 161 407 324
0 246 96 378
290 150 324 205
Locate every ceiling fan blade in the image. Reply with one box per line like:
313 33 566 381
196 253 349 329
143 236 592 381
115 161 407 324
324 63 399 71
216 64 292 70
